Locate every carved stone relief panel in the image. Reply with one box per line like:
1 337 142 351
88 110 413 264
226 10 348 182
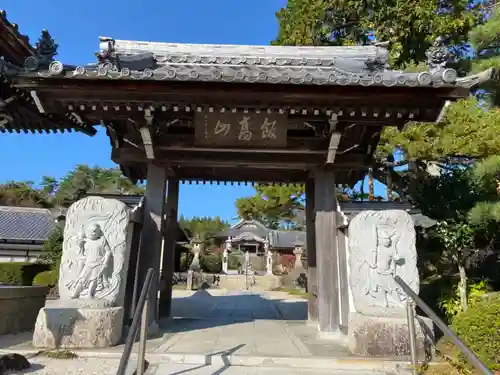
58 197 131 307
348 210 418 316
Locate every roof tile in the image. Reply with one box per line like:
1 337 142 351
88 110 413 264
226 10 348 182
0 206 55 241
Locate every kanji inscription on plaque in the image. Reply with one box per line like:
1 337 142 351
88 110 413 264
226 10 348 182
195 111 287 147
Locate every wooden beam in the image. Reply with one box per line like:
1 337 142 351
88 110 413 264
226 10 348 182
139 109 155 159
326 132 342 164
15 77 470 105
111 147 368 169
173 168 310 183
314 167 341 337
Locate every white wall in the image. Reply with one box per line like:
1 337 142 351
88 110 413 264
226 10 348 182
0 254 39 263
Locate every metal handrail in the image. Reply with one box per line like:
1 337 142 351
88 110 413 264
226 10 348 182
394 275 493 375
116 268 155 375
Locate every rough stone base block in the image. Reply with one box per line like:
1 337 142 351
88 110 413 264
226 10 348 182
348 312 434 359
33 306 124 349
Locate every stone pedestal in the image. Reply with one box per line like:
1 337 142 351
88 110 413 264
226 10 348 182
347 312 433 359
223 237 232 274
33 306 124 348
186 270 194 290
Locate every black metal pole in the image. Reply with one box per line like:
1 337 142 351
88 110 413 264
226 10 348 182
116 268 155 375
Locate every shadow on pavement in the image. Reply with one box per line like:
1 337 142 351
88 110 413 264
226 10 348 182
161 289 308 334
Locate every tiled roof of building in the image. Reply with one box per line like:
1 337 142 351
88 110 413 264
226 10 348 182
268 230 305 249
0 206 55 241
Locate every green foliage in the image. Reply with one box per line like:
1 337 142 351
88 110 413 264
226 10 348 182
447 293 500 370
274 0 486 67
0 262 51 285
435 222 474 259
0 263 24 285
439 279 492 319
228 253 242 270
0 165 144 209
468 155 500 224
412 168 479 220
179 252 194 272
54 165 144 205
200 252 222 273
235 184 305 229
379 97 500 161
33 269 58 286
178 216 229 246
40 224 64 264
0 181 53 208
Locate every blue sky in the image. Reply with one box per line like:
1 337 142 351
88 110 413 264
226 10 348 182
0 0 385 222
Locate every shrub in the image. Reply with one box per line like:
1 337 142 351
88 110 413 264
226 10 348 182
228 253 242 270
201 253 222 273
439 280 492 320
21 263 52 285
33 269 58 286
0 262 51 285
443 292 500 371
40 224 64 264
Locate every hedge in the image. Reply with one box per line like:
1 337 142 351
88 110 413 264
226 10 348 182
0 262 51 285
33 269 59 286
201 253 222 273
443 292 500 371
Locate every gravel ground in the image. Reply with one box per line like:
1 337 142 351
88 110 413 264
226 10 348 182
10 357 121 375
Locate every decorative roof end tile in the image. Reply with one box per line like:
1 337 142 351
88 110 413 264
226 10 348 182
24 29 59 72
426 37 451 74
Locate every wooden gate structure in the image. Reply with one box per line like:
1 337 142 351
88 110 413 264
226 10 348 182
0 12 492 336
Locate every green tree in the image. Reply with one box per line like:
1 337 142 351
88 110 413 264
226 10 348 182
0 181 52 208
40 224 64 265
274 0 487 67
235 184 305 229
378 5 500 166
178 216 230 247
54 165 144 205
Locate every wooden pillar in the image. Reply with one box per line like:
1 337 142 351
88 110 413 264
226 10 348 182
159 178 180 318
337 227 349 334
305 178 318 323
123 222 142 326
137 163 166 327
314 167 341 336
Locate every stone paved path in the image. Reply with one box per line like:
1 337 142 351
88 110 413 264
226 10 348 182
0 289 411 374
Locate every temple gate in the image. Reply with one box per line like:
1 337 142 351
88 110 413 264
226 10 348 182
0 12 491 339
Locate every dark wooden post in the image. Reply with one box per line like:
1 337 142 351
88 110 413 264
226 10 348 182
137 163 166 327
337 227 349 333
305 178 318 324
314 167 341 336
159 178 180 318
123 221 142 326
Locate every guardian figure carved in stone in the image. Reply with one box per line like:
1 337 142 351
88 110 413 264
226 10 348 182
349 210 418 316
365 223 405 307
66 222 112 299
58 197 131 307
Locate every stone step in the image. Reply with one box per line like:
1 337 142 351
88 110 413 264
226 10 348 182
140 353 412 373
0 348 413 373
148 363 410 375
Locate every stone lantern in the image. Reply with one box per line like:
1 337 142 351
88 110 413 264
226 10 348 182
187 234 203 290
189 234 203 271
